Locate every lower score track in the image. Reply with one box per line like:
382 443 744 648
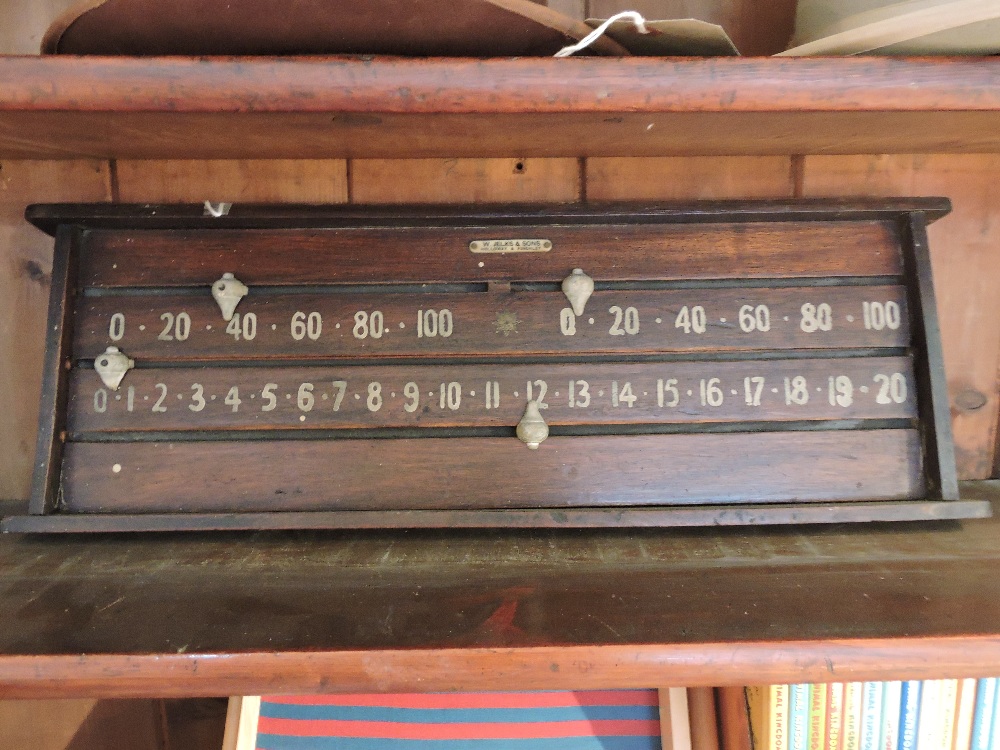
69 357 917 433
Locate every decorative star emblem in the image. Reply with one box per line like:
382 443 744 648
494 311 520 337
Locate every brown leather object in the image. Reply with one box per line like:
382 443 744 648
42 0 629 56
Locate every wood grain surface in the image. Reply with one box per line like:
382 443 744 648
73 286 911 361
67 357 918 432
3 57 1000 114
78 220 901 287
60 430 923 514
0 483 1000 695
802 155 1000 481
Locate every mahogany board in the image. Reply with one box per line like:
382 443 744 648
8 201 987 532
68 357 917 432
73 286 911 361
61 431 923 514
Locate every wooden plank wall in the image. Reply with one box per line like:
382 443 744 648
2 154 999 500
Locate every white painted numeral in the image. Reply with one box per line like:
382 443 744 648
657 378 679 408
525 379 548 408
700 378 724 407
439 382 461 411
367 382 383 412
297 383 315 412
675 305 707 334
109 313 126 341
828 375 854 407
126 385 135 412
354 311 384 339
226 312 257 341
417 309 453 338
568 380 590 408
261 383 278 412
158 311 191 341
331 381 346 411
608 306 639 336
291 311 323 341
403 382 420 413
224 386 242 412
863 301 902 331
744 376 764 406
611 381 637 408
784 376 809 405
152 383 168 412
739 305 771 333
93 388 108 413
800 303 833 332
559 307 577 336
484 381 500 410
874 373 907 404
189 383 206 412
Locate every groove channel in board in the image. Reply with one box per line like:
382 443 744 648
70 357 917 432
78 221 902 287
62 430 923 514
75 286 911 361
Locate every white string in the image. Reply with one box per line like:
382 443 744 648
554 11 649 57
203 201 231 217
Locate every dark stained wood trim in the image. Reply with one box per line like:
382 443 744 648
25 199 952 236
27 225 79 515
902 213 960 500
2 499 991 533
2 637 1000 699
2 57 1000 115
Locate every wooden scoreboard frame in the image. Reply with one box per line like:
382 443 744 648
3 199 991 533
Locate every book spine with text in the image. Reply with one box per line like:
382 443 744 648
828 682 845 750
972 678 996 750
880 681 902 750
897 680 921 750
939 679 959 750
773 684 790 750
861 682 885 750
844 682 864 750
790 684 810 750
809 683 828 750
954 678 978 750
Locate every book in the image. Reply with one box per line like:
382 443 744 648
827 682 845 750
861 682 885 750
808 684 828 750
897 680 921 750
916 680 943 750
844 683 865 750
790 684 810 750
954 678 977 750
972 678 996 750
718 686 753 750
660 686 693 750
939 680 959 750
747 685 790 750
879 681 901 750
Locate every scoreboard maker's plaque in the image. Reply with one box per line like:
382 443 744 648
5 201 991 532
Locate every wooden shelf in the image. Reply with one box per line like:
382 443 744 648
2 56 1000 158
2 482 1000 698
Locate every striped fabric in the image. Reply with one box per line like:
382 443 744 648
256 690 662 750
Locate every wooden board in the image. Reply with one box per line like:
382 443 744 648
801 155 1000 480
73 286 912 361
0 161 110 501
351 158 580 204
14 200 970 529
67 357 918 432
61 430 924 514
76 220 902 287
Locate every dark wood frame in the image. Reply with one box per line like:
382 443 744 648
4 199 990 533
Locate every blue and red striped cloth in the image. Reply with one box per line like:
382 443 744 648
256 690 662 749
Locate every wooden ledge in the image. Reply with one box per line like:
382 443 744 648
2 56 1000 114
2 56 1000 157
